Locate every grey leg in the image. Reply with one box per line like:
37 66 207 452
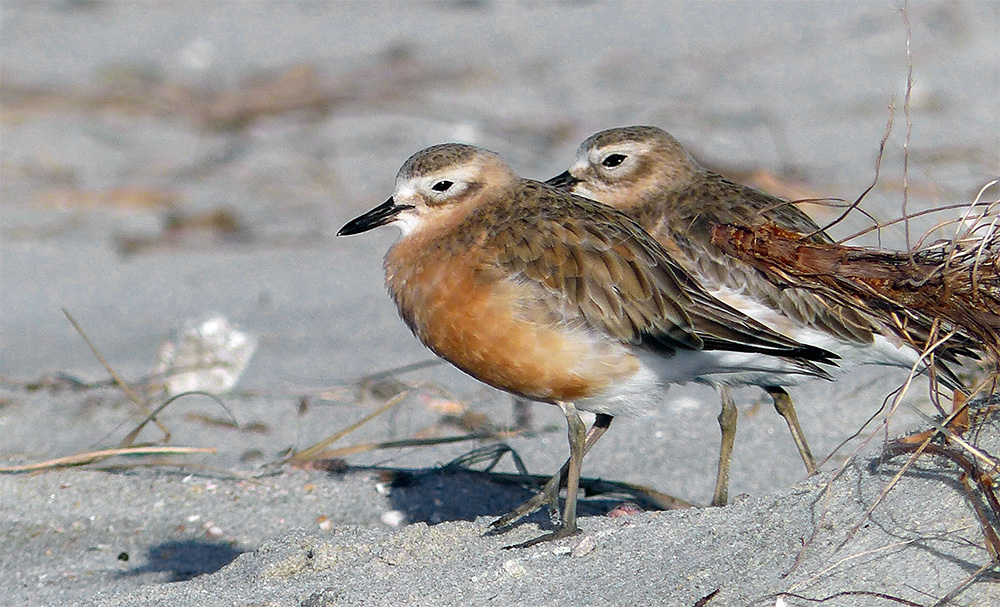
499 403 592 547
712 386 738 507
765 386 816 474
490 413 612 532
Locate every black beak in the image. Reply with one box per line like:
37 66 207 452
338 198 412 236
545 170 581 190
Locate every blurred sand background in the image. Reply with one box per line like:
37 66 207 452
1 1 998 605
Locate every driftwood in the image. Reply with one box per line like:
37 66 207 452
711 221 1000 367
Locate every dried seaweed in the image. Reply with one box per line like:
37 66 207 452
711 191 1000 370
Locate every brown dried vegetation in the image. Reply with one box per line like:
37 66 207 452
711 195 1000 371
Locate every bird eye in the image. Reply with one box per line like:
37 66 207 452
431 180 453 192
601 153 627 168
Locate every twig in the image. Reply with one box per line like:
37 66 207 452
901 0 915 251
0 446 216 473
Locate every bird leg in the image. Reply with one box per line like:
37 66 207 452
765 386 816 474
505 401 587 547
490 411 614 539
712 386 738 507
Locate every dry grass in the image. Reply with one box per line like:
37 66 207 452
0 310 233 473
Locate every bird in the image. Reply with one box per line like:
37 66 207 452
546 125 961 505
338 142 837 546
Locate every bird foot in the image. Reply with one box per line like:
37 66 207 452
487 472 562 532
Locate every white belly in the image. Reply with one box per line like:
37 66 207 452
707 286 922 373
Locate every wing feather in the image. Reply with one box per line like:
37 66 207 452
492 181 837 364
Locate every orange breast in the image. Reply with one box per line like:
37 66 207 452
385 244 638 403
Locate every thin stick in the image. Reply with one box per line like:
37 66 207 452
840 332 959 545
930 560 998 607
901 0 914 251
0 446 216 473
298 432 502 460
62 308 170 442
839 199 997 243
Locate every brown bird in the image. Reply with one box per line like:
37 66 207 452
339 143 835 545
547 125 957 505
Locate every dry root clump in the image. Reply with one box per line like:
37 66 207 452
711 205 1000 371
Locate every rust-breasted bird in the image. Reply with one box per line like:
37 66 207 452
548 125 964 505
338 143 836 546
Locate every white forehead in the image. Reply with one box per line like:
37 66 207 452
393 182 418 201
569 156 590 175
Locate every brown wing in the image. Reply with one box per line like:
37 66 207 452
492 181 837 364
659 172 878 344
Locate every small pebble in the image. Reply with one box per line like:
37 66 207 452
204 524 224 539
380 509 406 527
572 535 596 557
606 502 643 518
502 558 527 578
